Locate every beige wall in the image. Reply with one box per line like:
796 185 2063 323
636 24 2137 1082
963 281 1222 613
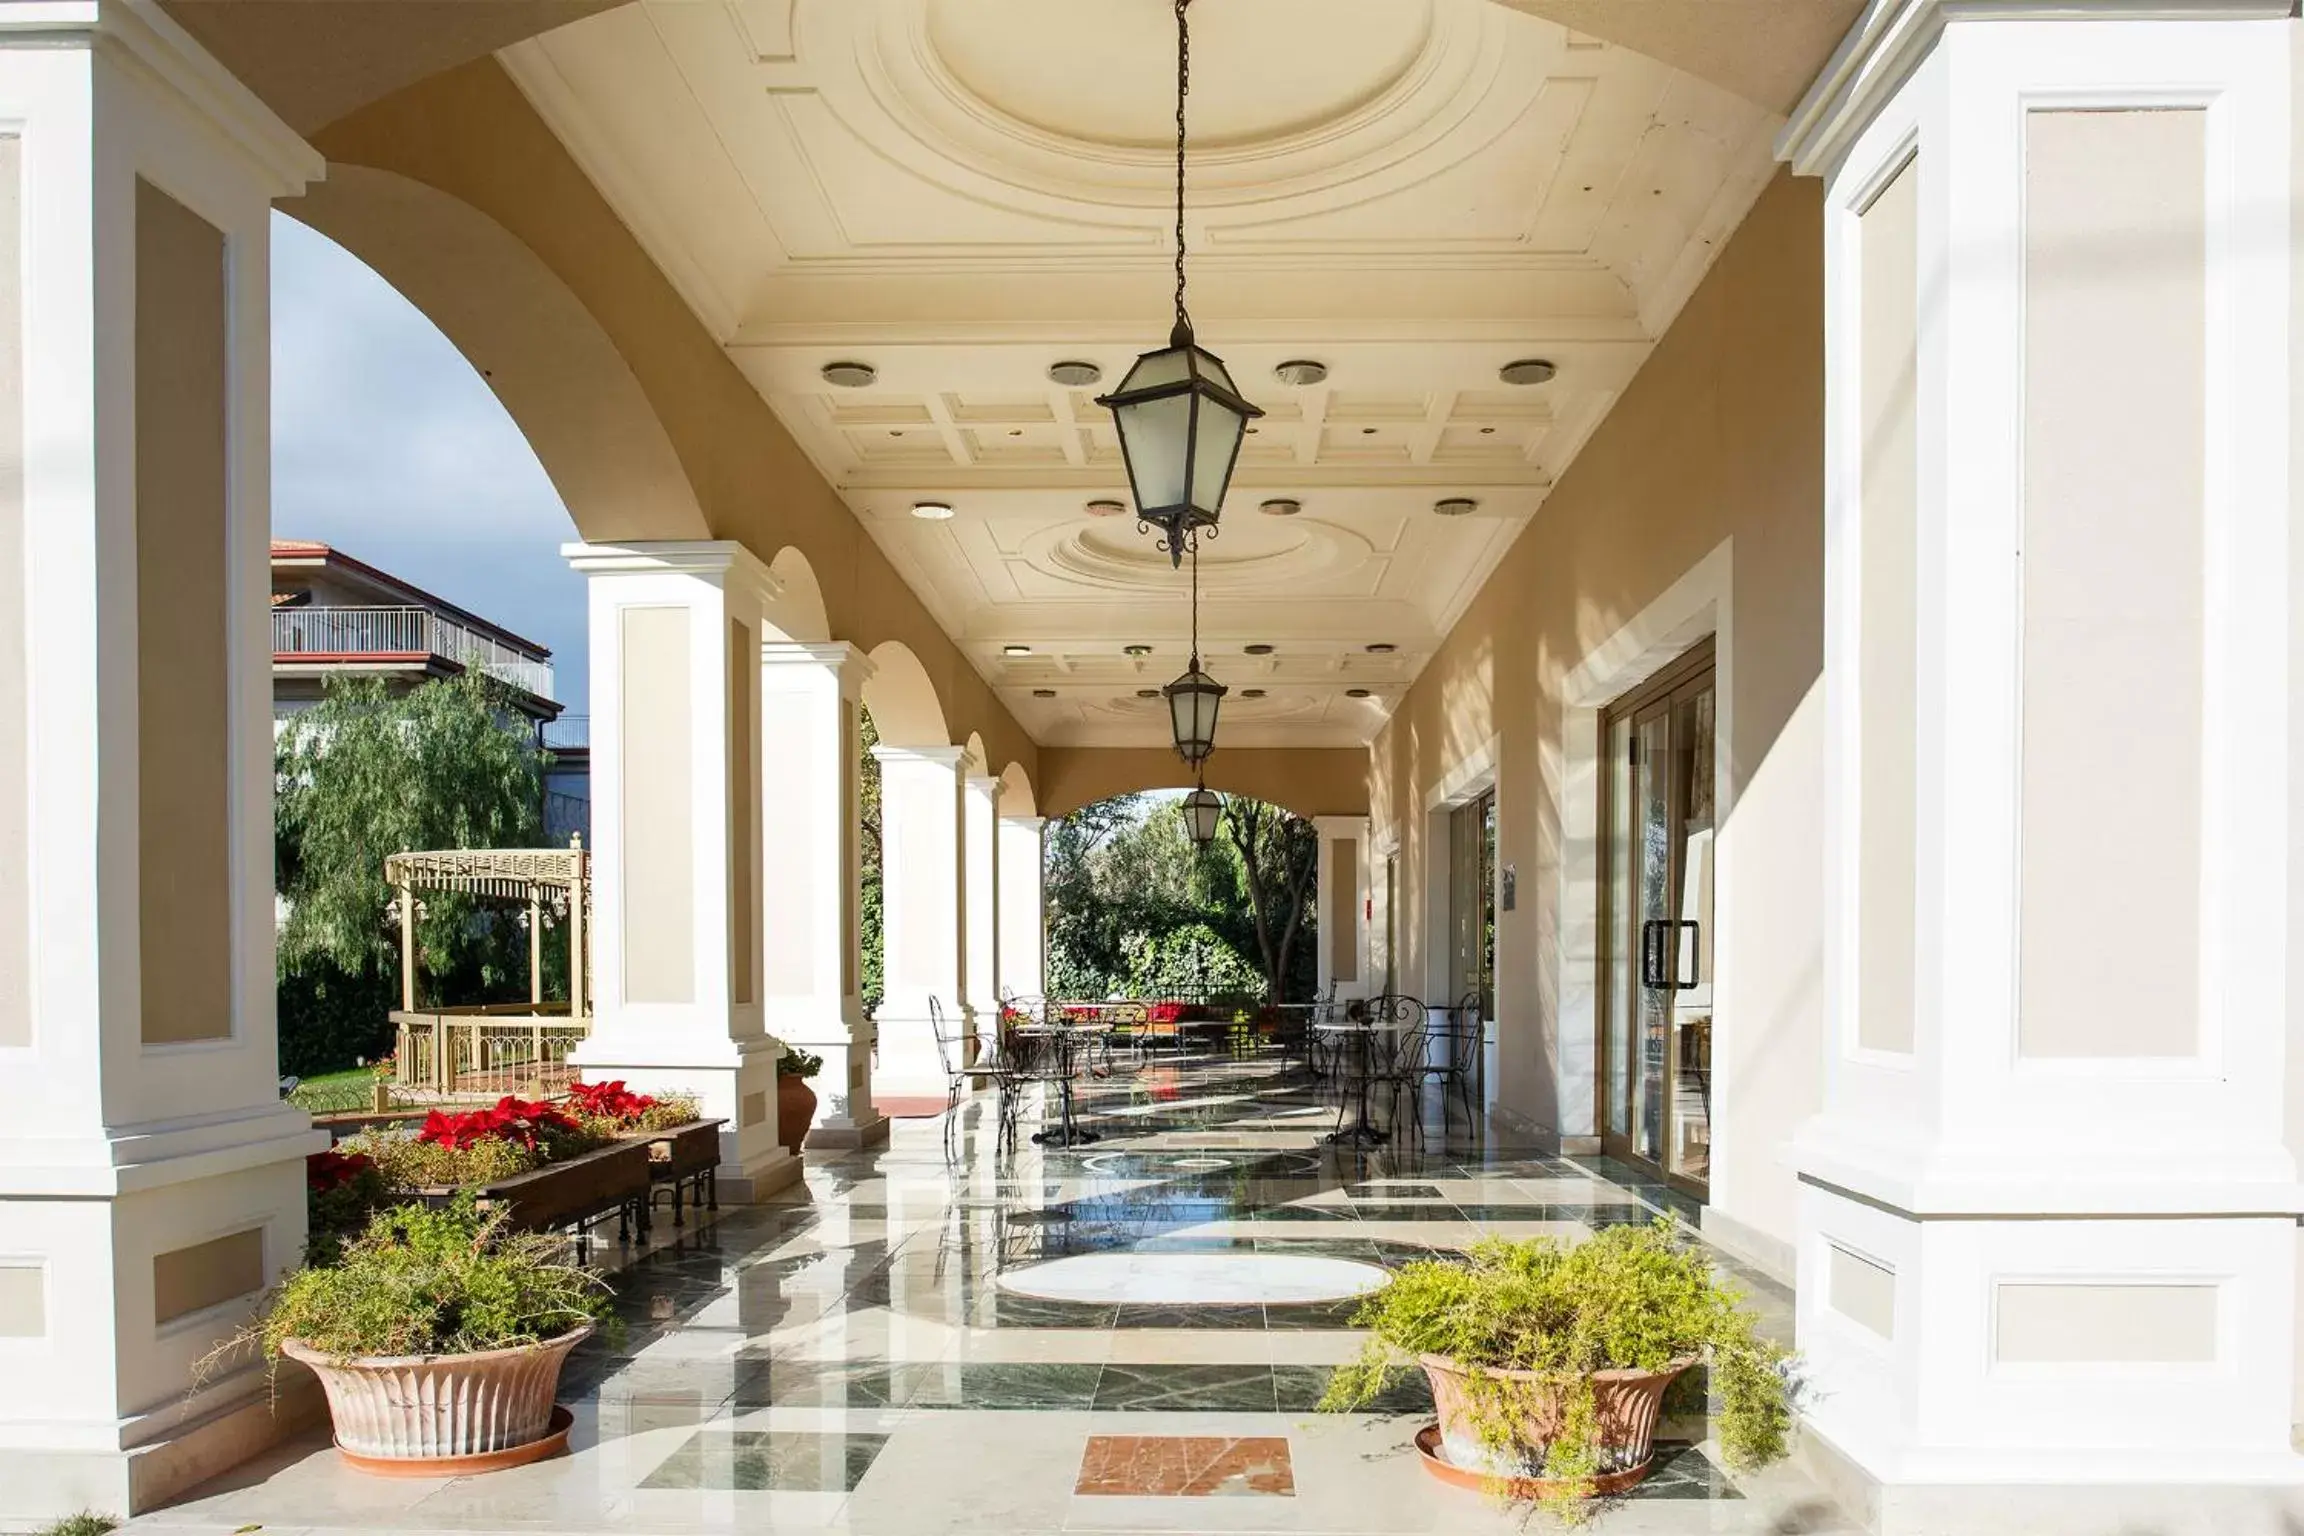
297 62 1037 788
1368 171 1825 1252
0 134 22 1052
1038 746 1371 822
134 179 233 1047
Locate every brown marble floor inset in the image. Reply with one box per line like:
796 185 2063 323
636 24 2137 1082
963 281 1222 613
1074 1434 1296 1497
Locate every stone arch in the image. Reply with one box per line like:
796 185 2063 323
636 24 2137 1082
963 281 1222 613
962 732 989 777
1035 747 1368 824
764 546 832 643
279 163 710 546
861 640 950 748
997 762 1037 818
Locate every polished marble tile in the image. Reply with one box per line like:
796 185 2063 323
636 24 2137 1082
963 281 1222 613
907 1360 1104 1409
639 1428 889 1491
1344 1182 1443 1199
1075 1434 1295 1496
1093 1363 1279 1412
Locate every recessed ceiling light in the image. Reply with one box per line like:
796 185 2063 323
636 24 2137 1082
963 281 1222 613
1366 643 1396 654
1032 688 1057 699
821 360 877 388
1084 498 1128 518
1433 497 1479 518
1047 360 1103 387
1499 358 1557 386
1123 643 1153 657
1346 688 1373 699
1135 688 1161 699
911 501 956 521
1002 644 1031 657
1274 359 1328 386
1258 498 1302 517
1244 643 1275 656
1240 688 1267 699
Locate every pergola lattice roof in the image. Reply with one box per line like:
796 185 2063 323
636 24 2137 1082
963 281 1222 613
384 845 587 901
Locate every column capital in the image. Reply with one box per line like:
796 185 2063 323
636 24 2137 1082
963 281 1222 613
871 742 967 770
563 539 781 604
1313 814 1370 840
760 638 873 692
964 773 1003 797
18 1 325 196
998 814 1048 832
1778 0 2285 176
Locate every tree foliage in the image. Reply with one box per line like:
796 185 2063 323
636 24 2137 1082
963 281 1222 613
275 676 552 1039
858 707 884 1012
1045 793 1318 1002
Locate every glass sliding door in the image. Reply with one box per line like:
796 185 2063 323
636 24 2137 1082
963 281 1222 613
1598 644 1716 1196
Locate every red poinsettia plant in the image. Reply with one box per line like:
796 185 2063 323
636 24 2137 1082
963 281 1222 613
564 1079 658 1123
1145 1001 1186 1025
306 1147 375 1195
416 1095 582 1153
563 1078 702 1135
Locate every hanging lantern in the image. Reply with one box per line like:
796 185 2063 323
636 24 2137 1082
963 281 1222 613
1184 783 1223 846
1166 654 1225 765
1097 0 1262 568
1099 323 1262 567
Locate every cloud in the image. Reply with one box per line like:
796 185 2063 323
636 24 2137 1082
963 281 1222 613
270 212 589 706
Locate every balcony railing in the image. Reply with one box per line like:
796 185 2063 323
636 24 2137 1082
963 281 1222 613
274 606 554 701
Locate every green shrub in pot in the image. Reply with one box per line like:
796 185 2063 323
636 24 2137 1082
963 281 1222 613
1318 1218 1791 1512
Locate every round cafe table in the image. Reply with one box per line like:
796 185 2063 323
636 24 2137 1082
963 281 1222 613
1016 1022 1109 1147
1314 1020 1392 1148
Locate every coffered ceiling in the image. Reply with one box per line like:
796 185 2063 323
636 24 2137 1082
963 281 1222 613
501 0 1783 749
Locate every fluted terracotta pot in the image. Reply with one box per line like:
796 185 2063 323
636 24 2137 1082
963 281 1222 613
777 1074 818 1155
282 1323 590 1472
1417 1352 1693 1497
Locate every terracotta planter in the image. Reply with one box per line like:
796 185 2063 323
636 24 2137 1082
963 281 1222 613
777 1074 818 1155
282 1323 591 1472
1417 1352 1692 1497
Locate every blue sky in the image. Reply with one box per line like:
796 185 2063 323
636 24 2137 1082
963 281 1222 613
270 212 591 709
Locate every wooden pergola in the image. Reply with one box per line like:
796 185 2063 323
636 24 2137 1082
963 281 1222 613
384 837 591 1018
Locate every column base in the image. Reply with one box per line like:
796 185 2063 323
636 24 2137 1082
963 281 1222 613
806 1112 891 1151
1796 1422 2304 1536
871 1001 968 1101
717 1143 803 1204
0 1366 324 1522
1796 1180 2300 1499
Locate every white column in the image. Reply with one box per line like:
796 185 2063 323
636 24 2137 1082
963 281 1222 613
871 745 969 1100
1313 815 1371 1002
760 641 886 1149
564 541 796 1202
962 772 1002 1055
1782 5 2299 1511
997 816 1048 1003
0 8 327 1521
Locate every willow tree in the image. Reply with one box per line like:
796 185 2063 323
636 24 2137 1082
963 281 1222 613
274 675 549 1071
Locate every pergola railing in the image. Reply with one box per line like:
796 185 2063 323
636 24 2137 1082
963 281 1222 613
385 839 591 1098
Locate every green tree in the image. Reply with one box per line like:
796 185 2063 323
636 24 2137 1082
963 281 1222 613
274 676 551 1071
1044 792 1318 1002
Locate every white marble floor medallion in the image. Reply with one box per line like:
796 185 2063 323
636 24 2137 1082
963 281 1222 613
994 1252 1390 1306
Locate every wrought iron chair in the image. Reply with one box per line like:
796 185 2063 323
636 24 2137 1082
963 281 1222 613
1412 991 1484 1133
1362 994 1428 1143
929 996 1005 1164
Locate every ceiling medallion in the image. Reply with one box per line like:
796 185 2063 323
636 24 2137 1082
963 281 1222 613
1095 0 1262 571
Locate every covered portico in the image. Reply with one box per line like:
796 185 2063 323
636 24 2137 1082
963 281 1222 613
4 0 2304 1528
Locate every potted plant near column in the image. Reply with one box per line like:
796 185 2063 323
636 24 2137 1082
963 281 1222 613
776 1047 823 1155
217 1197 616 1474
1319 1218 1793 1513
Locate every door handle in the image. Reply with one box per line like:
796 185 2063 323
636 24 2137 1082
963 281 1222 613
1640 920 1666 989
1674 920 1700 990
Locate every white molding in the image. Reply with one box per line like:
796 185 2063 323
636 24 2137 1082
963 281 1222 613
1423 733 1500 812
563 539 781 601
1552 540 1733 1145
1776 0 2287 177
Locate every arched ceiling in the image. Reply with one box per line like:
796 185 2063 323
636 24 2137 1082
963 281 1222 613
496 0 1795 753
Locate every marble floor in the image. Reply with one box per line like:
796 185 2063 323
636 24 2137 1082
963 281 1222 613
130 1052 1860 1536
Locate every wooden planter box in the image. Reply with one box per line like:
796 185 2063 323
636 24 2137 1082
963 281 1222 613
631 1118 725 1227
412 1136 653 1239
633 1118 723 1183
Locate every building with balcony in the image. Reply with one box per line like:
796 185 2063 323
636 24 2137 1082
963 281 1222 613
269 538 559 727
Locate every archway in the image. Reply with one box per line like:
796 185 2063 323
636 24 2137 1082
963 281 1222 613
282 164 710 546
860 640 951 749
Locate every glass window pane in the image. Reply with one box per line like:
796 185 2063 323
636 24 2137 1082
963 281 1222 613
1118 393 1192 510
1188 403 1245 518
